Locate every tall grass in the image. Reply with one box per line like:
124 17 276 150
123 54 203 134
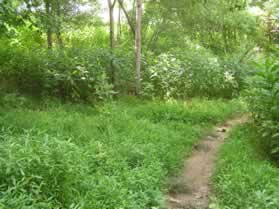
0 97 245 208
212 124 279 209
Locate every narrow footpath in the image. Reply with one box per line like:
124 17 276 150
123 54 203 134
166 116 248 209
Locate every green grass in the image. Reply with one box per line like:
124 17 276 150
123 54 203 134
0 97 245 209
211 124 279 209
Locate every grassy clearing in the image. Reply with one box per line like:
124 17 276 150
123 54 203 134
0 97 244 209
211 124 279 209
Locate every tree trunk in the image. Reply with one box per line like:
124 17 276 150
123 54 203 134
108 0 116 86
57 30 63 47
45 0 52 49
117 3 122 43
222 26 228 54
134 0 142 95
56 1 63 48
47 29 52 49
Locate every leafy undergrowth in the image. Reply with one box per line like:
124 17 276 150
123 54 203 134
0 97 245 209
211 124 279 209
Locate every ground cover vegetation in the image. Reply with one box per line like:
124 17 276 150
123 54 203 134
0 98 245 208
212 124 279 209
0 0 278 208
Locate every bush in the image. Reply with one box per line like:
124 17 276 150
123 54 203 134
0 46 133 102
45 48 115 101
246 57 279 160
142 47 240 99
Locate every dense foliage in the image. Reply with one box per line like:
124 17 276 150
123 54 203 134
0 45 134 101
0 98 245 208
143 47 241 99
246 55 279 160
0 0 278 208
1 0 275 101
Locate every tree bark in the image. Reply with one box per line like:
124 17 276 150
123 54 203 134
55 1 63 48
108 0 117 86
134 0 142 95
57 30 63 47
45 0 52 49
117 3 122 43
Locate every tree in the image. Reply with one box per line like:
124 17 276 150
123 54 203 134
107 0 117 86
115 0 142 94
134 0 142 95
52 0 63 47
44 0 53 49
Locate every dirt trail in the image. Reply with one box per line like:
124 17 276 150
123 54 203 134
166 116 248 209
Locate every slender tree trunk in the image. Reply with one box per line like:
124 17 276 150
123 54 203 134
56 1 63 48
134 0 142 95
266 13 273 48
47 29 53 49
45 0 52 49
108 0 115 49
222 26 228 54
57 30 63 47
108 0 116 86
117 3 122 43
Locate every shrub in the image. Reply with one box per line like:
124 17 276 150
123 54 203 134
246 57 279 160
143 47 240 99
45 48 115 101
0 46 126 101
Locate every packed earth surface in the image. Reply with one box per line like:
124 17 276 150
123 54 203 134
166 116 248 209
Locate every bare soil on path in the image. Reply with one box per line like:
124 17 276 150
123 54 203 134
166 116 248 209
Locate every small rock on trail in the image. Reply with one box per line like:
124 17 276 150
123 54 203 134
166 116 248 209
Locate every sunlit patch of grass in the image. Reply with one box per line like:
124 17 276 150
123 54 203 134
211 124 279 209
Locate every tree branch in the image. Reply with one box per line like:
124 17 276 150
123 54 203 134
118 0 135 36
112 0 117 8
